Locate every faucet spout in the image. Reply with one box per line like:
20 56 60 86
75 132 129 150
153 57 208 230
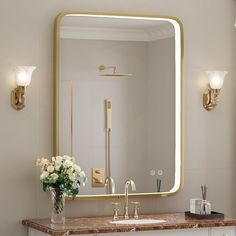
124 180 136 219
105 176 115 194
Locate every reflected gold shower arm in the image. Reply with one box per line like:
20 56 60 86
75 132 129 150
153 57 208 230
99 65 117 74
98 65 132 76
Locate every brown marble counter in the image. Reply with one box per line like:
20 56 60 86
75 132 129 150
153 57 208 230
22 213 236 236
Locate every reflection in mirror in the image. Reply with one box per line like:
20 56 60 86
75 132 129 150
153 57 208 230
56 13 183 198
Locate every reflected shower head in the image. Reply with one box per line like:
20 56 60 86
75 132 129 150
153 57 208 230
98 65 132 77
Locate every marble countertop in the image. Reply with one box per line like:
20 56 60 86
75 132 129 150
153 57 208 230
22 213 236 236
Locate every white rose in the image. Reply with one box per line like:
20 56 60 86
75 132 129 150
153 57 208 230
52 156 56 161
69 173 76 182
36 158 49 167
54 160 62 171
47 165 54 173
54 165 61 171
73 164 81 173
40 158 49 166
63 160 73 168
55 156 62 162
63 155 72 161
50 173 59 183
66 167 73 175
40 171 49 180
79 171 86 178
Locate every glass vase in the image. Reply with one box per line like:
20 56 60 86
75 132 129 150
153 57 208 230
50 188 65 224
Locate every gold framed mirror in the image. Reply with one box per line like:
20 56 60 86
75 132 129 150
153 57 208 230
54 11 184 199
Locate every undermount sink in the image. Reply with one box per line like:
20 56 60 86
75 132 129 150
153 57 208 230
110 219 166 225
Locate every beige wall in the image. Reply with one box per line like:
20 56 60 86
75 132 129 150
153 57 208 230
0 0 235 235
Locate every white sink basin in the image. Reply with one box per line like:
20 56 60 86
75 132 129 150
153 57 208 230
110 219 166 225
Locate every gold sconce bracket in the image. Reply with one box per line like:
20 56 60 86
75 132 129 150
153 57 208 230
203 85 220 111
11 86 26 110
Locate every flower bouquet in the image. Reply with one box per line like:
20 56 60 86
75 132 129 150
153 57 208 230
36 155 86 224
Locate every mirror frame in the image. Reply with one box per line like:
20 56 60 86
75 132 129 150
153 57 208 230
54 11 184 200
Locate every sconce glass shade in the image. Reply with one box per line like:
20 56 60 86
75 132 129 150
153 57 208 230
206 71 228 89
15 66 36 87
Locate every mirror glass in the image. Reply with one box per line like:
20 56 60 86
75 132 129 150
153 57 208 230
56 13 183 198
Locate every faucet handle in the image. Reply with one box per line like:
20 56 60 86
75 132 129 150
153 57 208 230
131 202 140 219
111 202 120 221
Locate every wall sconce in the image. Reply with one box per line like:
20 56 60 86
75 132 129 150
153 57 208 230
203 71 228 111
11 66 36 110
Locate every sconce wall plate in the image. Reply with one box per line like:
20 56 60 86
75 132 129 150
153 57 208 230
11 86 26 110
203 86 220 111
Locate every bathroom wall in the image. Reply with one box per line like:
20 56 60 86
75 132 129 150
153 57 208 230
0 0 235 235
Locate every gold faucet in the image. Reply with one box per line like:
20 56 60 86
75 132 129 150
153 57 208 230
124 180 136 219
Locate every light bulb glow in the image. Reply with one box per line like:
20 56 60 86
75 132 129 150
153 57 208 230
15 66 36 86
206 71 228 89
